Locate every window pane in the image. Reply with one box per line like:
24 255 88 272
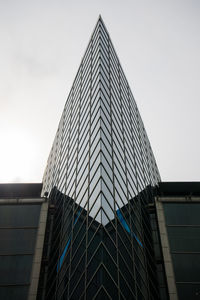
0 228 38 254
167 226 200 252
0 255 33 284
0 205 41 227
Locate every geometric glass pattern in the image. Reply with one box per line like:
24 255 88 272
40 16 161 300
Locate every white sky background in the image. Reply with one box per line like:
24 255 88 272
0 0 199 183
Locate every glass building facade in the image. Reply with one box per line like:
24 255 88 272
41 16 162 299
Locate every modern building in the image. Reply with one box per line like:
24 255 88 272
1 16 199 300
39 16 165 300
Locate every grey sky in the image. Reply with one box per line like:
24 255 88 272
0 0 199 182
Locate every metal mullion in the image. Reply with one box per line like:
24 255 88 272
94 285 112 300
91 84 100 110
92 73 100 96
70 241 87 277
69 207 88 253
91 111 101 138
90 164 101 191
99 46 109 67
89 180 101 207
100 77 110 99
135 112 146 185
113 162 127 193
76 170 88 198
99 21 109 42
112 128 124 155
110 64 119 87
111 100 122 128
112 107 123 133
124 139 135 167
99 23 109 43
55 86 74 296
80 100 90 126
56 263 71 296
73 84 81 105
100 97 111 126
99 33 109 53
81 31 94 299
54 111 67 188
101 191 115 219
100 117 111 143
68 265 86 299
101 163 113 188
100 86 111 110
76 187 88 211
81 81 90 106
82 54 91 78
77 151 88 180
119 65 128 87
82 40 92 66
100 57 109 76
71 212 92 258
92 45 100 70
91 107 100 133
100 66 110 90
101 143 112 169
90 151 101 176
91 59 100 87
91 52 100 79
124 130 134 155
109 40 118 61
129 202 144 238
76 177 88 205
127 85 140 195
134 264 150 299
100 125 112 150
78 130 89 157
90 133 101 162
67 158 77 182
87 253 117 296
101 263 119 289
107 37 121 299
90 133 101 160
91 55 100 84
117 257 136 299
87 223 103 254
88 218 116 253
84 259 104 296
62 65 81 299
92 25 100 52
112 144 125 174
116 218 135 260
68 141 78 166
117 248 135 283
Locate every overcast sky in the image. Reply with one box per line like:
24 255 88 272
0 0 199 183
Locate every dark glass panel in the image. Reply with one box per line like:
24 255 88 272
0 286 29 300
167 226 200 252
0 255 33 284
0 205 41 227
177 283 200 300
164 203 200 225
172 253 200 282
0 228 37 254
